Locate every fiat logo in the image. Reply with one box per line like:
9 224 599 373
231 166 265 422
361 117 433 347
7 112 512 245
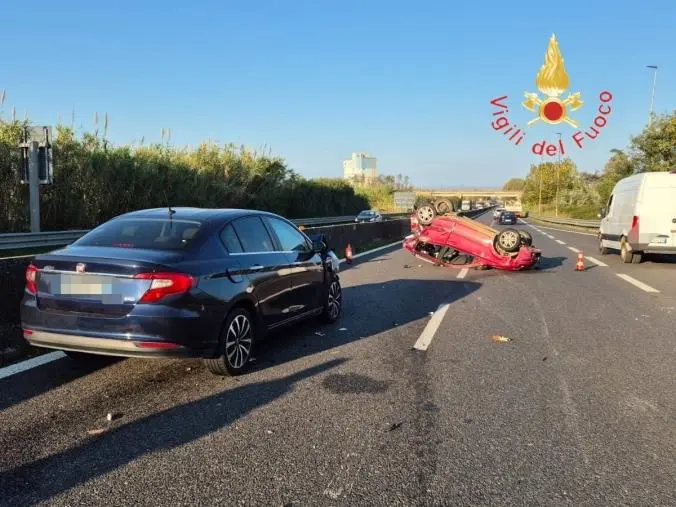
75 263 86 273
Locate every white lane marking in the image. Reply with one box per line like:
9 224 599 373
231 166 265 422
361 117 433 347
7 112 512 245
555 239 566 245
457 268 469 279
585 256 608 267
616 274 659 293
339 239 402 264
546 234 555 239
567 246 580 253
0 351 66 380
530 224 597 237
413 303 450 351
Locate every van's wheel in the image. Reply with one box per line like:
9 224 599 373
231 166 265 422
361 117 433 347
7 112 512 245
434 198 454 215
620 238 634 264
598 234 608 255
496 228 521 253
204 307 256 376
416 203 436 225
631 251 643 264
518 230 532 246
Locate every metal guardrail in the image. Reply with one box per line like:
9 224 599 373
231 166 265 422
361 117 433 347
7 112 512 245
531 216 600 228
0 212 411 252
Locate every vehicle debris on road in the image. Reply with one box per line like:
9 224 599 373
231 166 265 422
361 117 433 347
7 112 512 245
491 335 513 343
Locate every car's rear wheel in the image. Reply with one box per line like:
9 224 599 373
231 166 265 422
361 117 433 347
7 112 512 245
416 203 436 225
321 276 342 323
204 307 256 376
434 198 454 215
496 228 521 253
518 230 533 246
598 234 608 255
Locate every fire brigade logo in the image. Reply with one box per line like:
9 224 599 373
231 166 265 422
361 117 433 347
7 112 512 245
521 34 583 128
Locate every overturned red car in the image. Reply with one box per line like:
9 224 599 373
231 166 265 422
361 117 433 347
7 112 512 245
403 205 541 271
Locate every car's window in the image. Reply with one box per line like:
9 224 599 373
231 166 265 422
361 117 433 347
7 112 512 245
73 218 203 250
265 217 310 252
231 216 275 253
220 224 244 253
606 194 614 213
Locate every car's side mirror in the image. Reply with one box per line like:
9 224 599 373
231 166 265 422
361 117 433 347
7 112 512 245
312 240 325 253
598 207 606 219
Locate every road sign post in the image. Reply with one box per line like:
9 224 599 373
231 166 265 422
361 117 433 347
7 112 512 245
28 141 41 232
18 126 54 232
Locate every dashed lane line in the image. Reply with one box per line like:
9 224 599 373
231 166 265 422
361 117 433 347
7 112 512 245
457 268 469 279
0 351 66 380
413 303 450 351
585 256 608 267
568 246 580 253
555 239 566 245
616 274 659 293
521 220 597 237
546 234 555 239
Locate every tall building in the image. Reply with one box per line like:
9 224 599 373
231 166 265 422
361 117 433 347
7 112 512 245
343 152 377 182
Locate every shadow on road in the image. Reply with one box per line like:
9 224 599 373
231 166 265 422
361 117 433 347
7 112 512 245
252 277 481 371
0 356 121 412
0 358 347 504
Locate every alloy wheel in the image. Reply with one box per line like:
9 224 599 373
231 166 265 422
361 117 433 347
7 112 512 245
224 314 253 369
327 280 342 320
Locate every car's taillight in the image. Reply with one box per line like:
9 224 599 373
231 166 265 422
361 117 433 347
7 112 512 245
25 264 38 295
134 272 195 303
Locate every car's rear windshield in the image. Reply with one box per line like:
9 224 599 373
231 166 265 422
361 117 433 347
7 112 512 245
358 211 375 216
73 218 204 250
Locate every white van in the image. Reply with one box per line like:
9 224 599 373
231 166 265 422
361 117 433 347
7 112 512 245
598 171 676 263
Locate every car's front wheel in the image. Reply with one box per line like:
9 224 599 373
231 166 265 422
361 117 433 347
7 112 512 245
321 276 342 323
204 307 256 376
496 228 521 253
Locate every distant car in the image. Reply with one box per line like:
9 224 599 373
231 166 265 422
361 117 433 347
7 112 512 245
355 210 383 223
405 212 539 271
498 211 517 225
21 207 342 376
493 208 505 219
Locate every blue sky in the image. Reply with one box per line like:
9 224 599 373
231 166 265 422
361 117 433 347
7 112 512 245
1 0 674 187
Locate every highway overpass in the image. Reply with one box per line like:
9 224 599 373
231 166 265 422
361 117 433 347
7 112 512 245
415 188 523 200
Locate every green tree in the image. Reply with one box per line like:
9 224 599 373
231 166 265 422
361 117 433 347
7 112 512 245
629 111 676 172
502 177 526 191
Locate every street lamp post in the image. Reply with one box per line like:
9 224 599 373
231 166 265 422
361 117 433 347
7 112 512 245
555 132 562 216
646 65 658 126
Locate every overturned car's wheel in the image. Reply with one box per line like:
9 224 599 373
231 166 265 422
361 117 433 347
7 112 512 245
434 198 454 215
416 203 436 225
496 228 521 253
518 230 533 246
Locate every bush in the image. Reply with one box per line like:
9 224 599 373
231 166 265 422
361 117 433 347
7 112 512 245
0 122 371 232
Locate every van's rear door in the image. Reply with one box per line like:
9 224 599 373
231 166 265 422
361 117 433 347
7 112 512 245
638 174 676 247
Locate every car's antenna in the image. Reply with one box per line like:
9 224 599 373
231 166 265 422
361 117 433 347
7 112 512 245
165 192 175 225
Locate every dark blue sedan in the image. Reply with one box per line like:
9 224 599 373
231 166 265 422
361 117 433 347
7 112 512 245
20 207 342 375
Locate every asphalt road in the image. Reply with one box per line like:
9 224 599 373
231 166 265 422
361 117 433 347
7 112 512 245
0 211 674 506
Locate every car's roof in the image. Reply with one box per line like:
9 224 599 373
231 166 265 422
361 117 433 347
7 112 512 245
114 207 282 224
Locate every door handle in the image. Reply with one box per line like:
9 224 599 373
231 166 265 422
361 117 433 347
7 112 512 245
249 265 264 271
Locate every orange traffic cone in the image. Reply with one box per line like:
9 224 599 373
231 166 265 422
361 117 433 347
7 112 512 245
575 251 585 271
345 243 353 264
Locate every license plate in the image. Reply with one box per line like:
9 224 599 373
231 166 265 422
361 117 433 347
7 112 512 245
653 237 667 244
59 274 113 296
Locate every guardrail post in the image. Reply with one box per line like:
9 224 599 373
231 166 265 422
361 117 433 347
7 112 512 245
28 141 41 233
